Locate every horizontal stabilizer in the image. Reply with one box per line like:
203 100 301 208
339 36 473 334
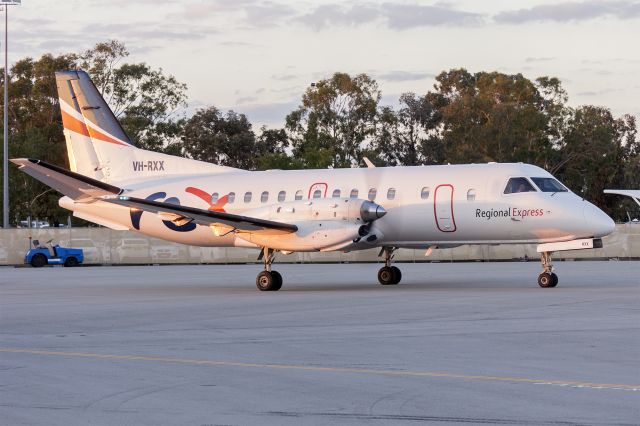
11 158 122 201
103 195 298 235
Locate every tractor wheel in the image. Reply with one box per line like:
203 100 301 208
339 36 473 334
64 257 79 267
31 254 47 268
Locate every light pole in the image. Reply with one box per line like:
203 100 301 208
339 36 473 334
1 0 19 228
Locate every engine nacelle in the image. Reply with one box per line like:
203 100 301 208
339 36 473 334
235 198 387 252
243 221 363 251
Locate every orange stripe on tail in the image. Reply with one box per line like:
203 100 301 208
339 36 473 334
61 110 90 137
85 123 129 146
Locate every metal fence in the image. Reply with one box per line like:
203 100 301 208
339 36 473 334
1 224 639 266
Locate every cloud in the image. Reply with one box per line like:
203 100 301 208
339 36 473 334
381 3 484 29
296 2 484 31
244 1 297 27
183 0 296 28
525 57 556 63
297 3 380 30
236 95 259 104
220 41 259 47
376 70 435 82
495 1 640 24
271 73 297 81
575 87 622 96
84 23 213 42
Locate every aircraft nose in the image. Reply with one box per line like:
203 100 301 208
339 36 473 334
583 202 615 237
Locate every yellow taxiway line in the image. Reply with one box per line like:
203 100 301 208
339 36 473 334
1 348 638 391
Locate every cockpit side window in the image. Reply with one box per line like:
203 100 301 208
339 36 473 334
531 177 568 193
504 177 536 194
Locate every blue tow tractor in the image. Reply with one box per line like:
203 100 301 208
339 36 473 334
25 238 84 267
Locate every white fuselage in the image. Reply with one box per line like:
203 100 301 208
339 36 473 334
61 162 615 252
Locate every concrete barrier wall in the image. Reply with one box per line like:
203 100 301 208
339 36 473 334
1 225 639 266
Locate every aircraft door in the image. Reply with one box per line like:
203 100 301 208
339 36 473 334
434 184 457 232
308 182 328 199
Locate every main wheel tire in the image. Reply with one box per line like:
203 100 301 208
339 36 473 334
378 266 396 285
256 271 278 291
550 272 559 287
538 272 554 288
30 254 47 268
271 270 283 291
390 266 402 284
64 257 78 267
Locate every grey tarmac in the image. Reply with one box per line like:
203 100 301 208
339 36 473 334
1 261 639 425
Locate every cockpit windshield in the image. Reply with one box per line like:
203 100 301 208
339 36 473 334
531 177 568 193
504 177 536 194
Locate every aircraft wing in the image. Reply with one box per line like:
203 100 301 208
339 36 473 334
604 189 640 207
11 158 122 201
12 157 297 235
104 195 298 235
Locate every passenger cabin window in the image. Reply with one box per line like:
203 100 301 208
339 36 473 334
295 190 303 200
278 191 286 202
531 177 568 193
244 192 252 203
504 177 536 194
350 189 359 199
332 189 341 198
387 188 396 200
368 188 377 201
467 189 476 201
227 192 236 203
421 187 430 200
210 192 219 204
313 189 322 199
261 191 269 203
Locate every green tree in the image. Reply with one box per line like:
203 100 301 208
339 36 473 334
369 105 397 166
553 106 638 217
427 68 557 165
80 41 188 153
372 93 443 166
1 40 189 225
2 53 78 225
286 72 380 168
182 106 256 169
254 126 300 170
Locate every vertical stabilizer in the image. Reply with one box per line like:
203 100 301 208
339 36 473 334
55 70 243 184
56 70 134 182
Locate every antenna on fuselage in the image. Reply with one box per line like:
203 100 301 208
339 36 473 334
362 157 376 168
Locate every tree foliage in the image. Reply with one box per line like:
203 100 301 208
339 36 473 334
2 42 639 225
553 106 639 216
1 40 188 224
286 72 380 168
80 41 187 152
182 106 256 169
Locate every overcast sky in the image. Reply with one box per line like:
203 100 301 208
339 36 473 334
6 0 640 127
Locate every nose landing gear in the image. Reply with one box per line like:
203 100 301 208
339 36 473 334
256 247 282 291
538 251 558 288
378 247 402 285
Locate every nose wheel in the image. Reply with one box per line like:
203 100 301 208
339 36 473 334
538 251 558 288
378 247 402 285
256 247 282 291
256 270 282 291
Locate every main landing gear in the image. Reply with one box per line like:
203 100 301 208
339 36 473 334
538 251 558 288
256 247 282 291
378 247 402 285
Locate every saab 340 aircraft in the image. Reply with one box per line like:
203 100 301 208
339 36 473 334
12 71 615 291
